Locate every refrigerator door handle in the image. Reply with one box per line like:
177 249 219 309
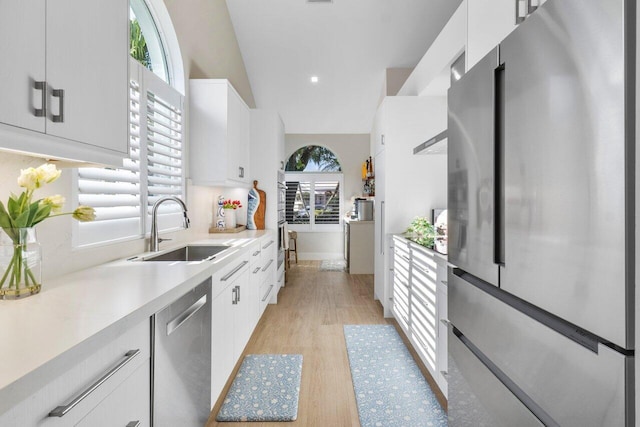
494 64 505 267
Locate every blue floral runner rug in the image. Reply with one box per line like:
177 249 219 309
343 325 447 427
216 354 303 422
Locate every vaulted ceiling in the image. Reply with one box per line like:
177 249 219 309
226 0 462 134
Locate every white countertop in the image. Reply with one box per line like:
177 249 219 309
0 230 272 415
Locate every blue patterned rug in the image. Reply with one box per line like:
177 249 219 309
344 325 448 427
216 354 303 422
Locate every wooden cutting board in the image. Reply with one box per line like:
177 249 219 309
251 180 266 230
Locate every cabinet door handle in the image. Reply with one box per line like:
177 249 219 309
253 267 261 274
127 422 141 427
262 240 274 249
262 259 274 272
49 349 140 417
239 167 244 178
166 295 207 336
236 285 241 302
51 88 64 123
34 81 46 117
440 370 448 378
381 134 385 145
232 286 238 304
221 260 248 281
262 284 274 302
253 250 261 257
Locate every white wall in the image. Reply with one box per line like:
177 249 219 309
285 134 370 260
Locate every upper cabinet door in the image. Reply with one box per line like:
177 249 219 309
0 1 46 132
46 0 128 153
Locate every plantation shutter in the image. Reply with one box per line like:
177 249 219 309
143 70 185 232
285 173 343 231
74 78 143 246
74 60 185 247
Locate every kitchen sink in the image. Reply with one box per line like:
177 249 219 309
139 245 231 262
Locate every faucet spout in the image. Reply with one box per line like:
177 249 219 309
150 196 190 252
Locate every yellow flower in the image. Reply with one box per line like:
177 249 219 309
41 195 65 213
36 163 61 185
72 206 96 222
17 167 39 190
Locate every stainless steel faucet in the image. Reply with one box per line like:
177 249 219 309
150 196 190 252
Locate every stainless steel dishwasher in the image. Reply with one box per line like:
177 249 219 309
153 278 211 426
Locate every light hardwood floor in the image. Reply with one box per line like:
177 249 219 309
206 260 446 427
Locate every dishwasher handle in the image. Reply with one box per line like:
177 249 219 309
166 295 207 336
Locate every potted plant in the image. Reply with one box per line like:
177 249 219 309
405 216 435 248
221 199 242 229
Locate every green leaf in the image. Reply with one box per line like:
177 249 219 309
31 204 51 227
13 209 31 228
0 202 14 229
7 196 19 220
26 201 41 226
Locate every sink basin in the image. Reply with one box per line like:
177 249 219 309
141 245 230 262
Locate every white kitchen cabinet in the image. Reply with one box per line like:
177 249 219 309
249 112 284 302
190 79 252 187
345 219 375 274
391 235 449 397
0 0 128 166
435 257 448 397
371 96 448 317
466 0 517 70
210 254 252 404
258 236 277 316
0 319 151 426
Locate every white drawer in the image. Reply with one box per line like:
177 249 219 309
0 319 150 426
210 252 250 298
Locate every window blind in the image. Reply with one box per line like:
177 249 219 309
285 173 343 231
74 60 185 247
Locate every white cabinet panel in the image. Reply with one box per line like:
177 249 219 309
190 79 251 187
46 0 128 153
211 281 237 405
466 0 517 70
0 0 46 133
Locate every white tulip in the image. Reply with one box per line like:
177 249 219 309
42 195 65 213
35 164 61 184
17 167 39 190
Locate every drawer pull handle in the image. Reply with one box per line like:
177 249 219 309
49 349 140 417
262 284 274 302
262 259 274 272
232 286 238 304
221 260 249 281
441 280 448 285
262 240 275 249
166 295 207 336
34 81 46 117
253 250 261 256
253 267 261 274
236 285 241 302
127 422 141 427
52 88 64 123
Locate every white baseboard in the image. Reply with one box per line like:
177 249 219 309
297 252 344 261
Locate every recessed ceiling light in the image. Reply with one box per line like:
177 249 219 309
310 76 319 84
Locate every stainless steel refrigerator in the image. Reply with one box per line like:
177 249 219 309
447 0 635 425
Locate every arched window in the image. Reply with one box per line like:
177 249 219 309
285 146 343 231
74 0 185 247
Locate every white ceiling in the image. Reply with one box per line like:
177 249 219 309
226 0 462 134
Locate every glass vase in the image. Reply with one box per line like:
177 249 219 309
224 209 237 229
0 228 42 299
